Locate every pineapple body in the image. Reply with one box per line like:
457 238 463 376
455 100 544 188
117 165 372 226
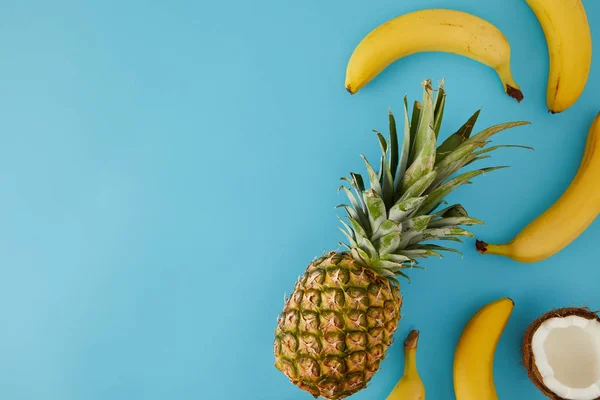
274 252 401 399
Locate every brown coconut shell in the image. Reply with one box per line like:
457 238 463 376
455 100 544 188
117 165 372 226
522 307 600 400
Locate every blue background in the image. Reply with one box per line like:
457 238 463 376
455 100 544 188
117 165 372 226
0 0 598 399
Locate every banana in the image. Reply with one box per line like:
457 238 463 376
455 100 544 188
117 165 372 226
526 0 592 113
454 298 514 400
386 330 425 400
477 112 600 263
345 9 523 102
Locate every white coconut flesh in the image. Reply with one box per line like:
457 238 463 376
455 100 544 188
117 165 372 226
531 315 600 400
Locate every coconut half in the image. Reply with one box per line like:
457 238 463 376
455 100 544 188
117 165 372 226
523 308 600 400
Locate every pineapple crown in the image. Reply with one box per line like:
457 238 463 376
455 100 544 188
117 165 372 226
338 79 530 283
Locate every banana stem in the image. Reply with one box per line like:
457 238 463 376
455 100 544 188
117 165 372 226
476 240 509 256
404 330 420 376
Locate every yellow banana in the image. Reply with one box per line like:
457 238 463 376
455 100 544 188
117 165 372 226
345 9 523 102
454 298 514 400
477 112 600 263
386 330 425 400
526 0 592 113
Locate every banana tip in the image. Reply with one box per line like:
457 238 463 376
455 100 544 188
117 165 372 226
506 85 524 103
475 240 488 254
346 87 356 95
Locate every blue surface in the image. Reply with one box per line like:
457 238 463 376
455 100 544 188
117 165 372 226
0 0 599 399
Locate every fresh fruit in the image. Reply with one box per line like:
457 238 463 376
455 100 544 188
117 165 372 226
345 9 523 102
454 298 514 400
476 112 600 263
526 0 592 113
273 79 529 399
386 330 425 400
523 307 600 400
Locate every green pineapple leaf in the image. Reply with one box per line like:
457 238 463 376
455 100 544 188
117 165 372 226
402 215 432 234
357 237 379 261
417 243 464 255
348 217 368 242
363 189 387 233
340 177 367 213
394 99 413 199
361 155 383 199
428 216 484 228
389 196 428 222
338 217 355 238
350 172 366 192
408 227 474 246
404 244 463 258
399 216 432 248
401 248 443 259
404 80 436 184
411 81 435 163
464 155 491 166
389 110 399 181
419 166 508 215
436 109 481 162
373 129 388 154
336 204 369 232
375 262 412 282
338 185 370 228
372 219 402 242
376 260 405 273
473 144 534 157
464 121 531 147
372 131 395 209
401 124 436 193
350 173 368 210
351 247 370 266
399 170 437 201
433 82 446 138
338 185 362 213
375 232 402 255
381 253 414 264
409 100 421 151
429 144 479 191
394 269 411 282
432 204 469 218
338 227 359 249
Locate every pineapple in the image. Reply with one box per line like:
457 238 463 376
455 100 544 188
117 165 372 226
274 79 529 399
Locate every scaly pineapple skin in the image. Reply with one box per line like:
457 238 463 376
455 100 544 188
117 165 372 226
274 251 402 399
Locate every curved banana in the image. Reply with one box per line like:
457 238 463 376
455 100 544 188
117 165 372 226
386 330 425 400
345 9 523 102
454 298 514 400
477 112 600 263
526 0 592 113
